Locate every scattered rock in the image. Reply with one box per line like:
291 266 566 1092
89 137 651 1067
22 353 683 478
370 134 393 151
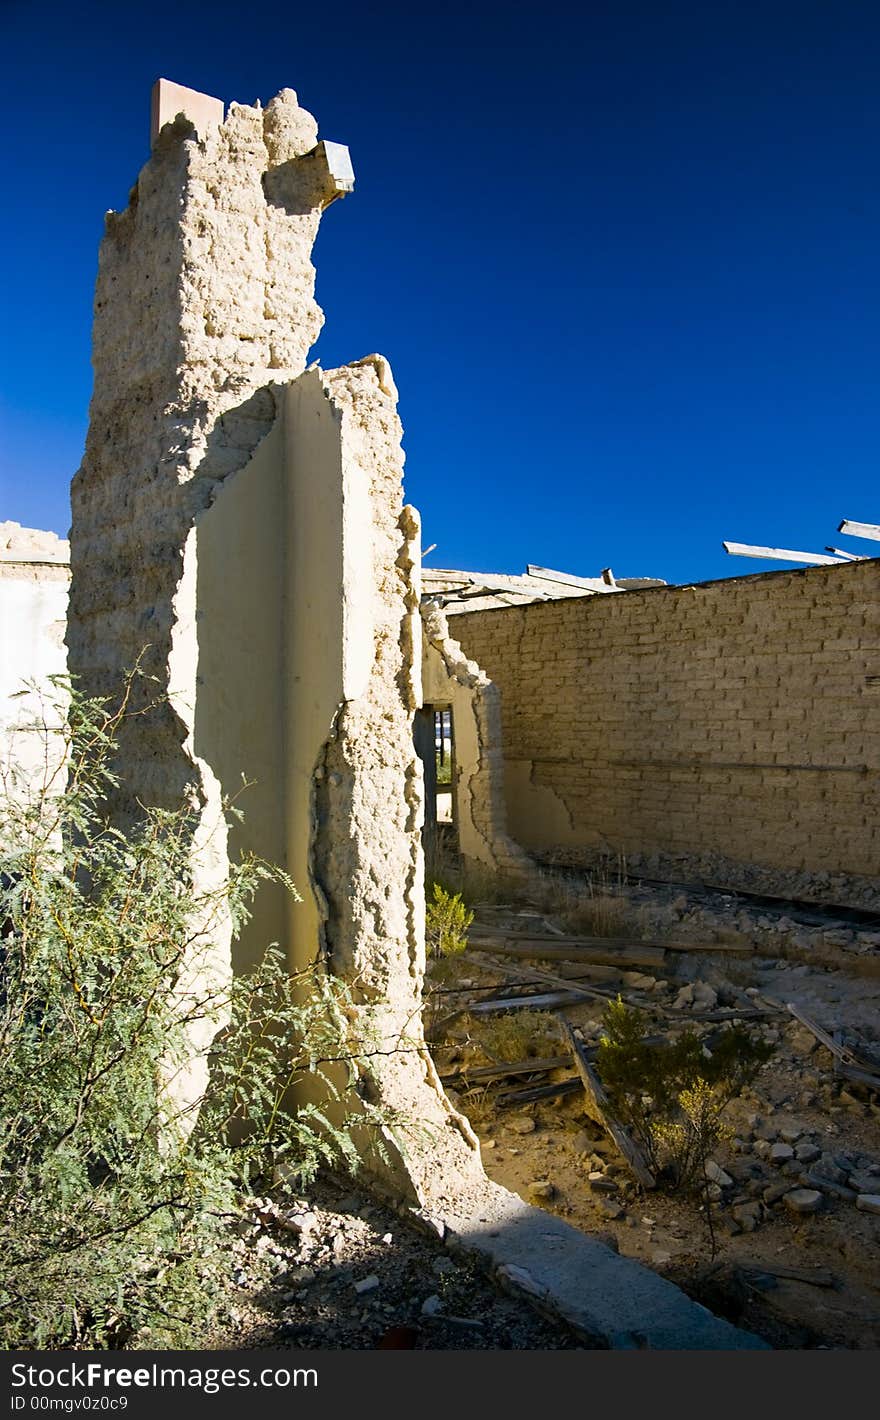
800 1171 856 1202
276 1209 319 1236
285 1265 316 1287
421 1294 443 1316
600 1200 625 1219
794 1142 821 1165
770 1143 794 1165
623 972 657 990
855 1194 880 1215
847 1171 880 1195
705 1160 733 1187
509 1116 537 1135
527 1180 556 1201
778 1124 803 1145
692 982 718 1010
353 1275 380 1295
588 1176 618 1193
731 1201 762 1230
783 1189 823 1215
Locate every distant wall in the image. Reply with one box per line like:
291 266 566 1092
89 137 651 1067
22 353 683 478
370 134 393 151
453 560 880 882
0 529 70 802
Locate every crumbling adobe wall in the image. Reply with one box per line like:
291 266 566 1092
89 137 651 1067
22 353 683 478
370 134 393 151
68 88 328 816
421 603 531 876
66 86 483 1202
453 560 880 889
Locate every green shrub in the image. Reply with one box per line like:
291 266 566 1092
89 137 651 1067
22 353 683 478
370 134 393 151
595 996 773 1190
0 674 390 1348
425 882 473 959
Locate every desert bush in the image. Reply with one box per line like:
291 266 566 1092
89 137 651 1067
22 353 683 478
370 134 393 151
0 674 391 1349
425 882 473 959
595 997 773 1190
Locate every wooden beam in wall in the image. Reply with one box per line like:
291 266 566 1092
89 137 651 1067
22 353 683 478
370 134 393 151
525 564 616 592
837 519 880 542
722 541 845 566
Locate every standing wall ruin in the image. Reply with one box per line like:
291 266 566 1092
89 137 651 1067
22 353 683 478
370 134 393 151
66 84 482 1203
452 559 880 889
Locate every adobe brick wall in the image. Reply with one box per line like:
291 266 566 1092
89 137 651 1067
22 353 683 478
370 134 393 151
453 560 880 881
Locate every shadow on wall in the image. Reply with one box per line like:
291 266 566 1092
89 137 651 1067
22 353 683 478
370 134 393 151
193 396 289 980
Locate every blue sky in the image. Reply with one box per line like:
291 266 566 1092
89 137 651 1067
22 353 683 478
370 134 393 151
1 0 878 584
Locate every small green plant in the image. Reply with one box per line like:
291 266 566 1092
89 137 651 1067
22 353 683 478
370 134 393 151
595 997 773 1203
425 882 474 959
0 673 394 1348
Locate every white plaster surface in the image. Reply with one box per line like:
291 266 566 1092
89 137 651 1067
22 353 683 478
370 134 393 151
0 543 70 805
151 79 224 146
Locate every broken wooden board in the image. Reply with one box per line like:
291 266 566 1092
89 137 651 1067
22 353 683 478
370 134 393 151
471 929 668 949
562 1020 656 1190
741 1262 836 1289
663 941 755 955
440 1055 571 1084
497 1077 582 1107
479 953 622 1004
784 1002 864 1067
834 1061 880 1093
467 990 587 1015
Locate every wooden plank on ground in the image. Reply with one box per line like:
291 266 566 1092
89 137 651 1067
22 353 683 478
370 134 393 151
562 1021 656 1190
468 990 587 1015
663 941 755 955
468 937 666 969
834 1062 880 1092
497 1077 582 1106
742 1262 836 1289
784 1002 861 1066
441 1055 570 1084
471 929 664 948
479 953 621 1004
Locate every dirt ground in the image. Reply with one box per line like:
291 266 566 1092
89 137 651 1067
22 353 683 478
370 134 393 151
427 870 880 1350
207 1173 591 1350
